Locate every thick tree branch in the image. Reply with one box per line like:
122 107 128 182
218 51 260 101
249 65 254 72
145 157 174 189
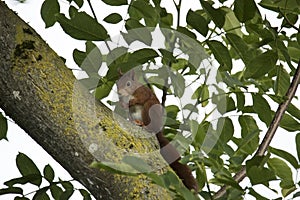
214 60 300 199
0 2 171 199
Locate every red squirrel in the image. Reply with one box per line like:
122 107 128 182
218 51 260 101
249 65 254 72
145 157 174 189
116 69 199 192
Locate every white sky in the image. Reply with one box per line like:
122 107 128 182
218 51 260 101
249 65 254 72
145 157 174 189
0 0 299 199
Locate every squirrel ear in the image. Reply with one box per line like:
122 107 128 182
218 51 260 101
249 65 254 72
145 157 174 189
118 68 123 77
129 69 135 80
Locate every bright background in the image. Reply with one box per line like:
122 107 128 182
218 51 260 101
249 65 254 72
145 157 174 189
0 0 299 199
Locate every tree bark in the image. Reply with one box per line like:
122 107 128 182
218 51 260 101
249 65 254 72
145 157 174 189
0 2 171 199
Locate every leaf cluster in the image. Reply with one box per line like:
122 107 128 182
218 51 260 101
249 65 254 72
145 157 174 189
0 153 91 200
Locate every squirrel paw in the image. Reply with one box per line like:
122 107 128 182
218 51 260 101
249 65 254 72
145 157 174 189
133 120 144 126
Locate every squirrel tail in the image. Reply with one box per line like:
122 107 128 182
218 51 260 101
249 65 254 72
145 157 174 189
156 132 199 192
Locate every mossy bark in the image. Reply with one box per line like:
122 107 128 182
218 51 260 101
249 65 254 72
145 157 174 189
0 2 172 199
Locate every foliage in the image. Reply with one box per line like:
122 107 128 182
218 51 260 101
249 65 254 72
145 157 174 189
0 152 91 200
1 0 300 199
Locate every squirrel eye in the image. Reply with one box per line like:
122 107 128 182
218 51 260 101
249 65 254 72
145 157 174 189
126 81 131 87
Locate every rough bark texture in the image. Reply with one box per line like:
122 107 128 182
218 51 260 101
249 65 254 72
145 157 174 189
0 2 172 199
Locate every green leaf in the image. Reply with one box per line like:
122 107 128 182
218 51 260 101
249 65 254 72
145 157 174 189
106 46 128 66
129 48 159 64
294 191 300 198
200 0 225 28
191 121 209 150
122 26 153 46
170 71 185 98
4 175 42 187
56 12 108 41
41 0 60 28
183 104 198 114
73 0 83 8
287 41 300 63
267 158 294 188
282 186 297 197
171 58 188 71
201 85 209 107
129 0 158 23
60 181 74 191
247 165 276 185
125 18 144 30
104 13 122 24
286 103 300 121
252 94 272 125
245 50 278 79
219 71 244 87
259 0 300 13
73 41 102 76
101 0 127 6
280 113 300 132
122 156 152 172
192 84 209 103
234 0 257 22
207 40 232 71
215 174 243 191
15 197 30 200
280 114 300 132
296 133 300 162
236 92 245 111
90 161 139 175
16 153 42 186
274 65 290 96
79 189 91 200
43 164 55 182
157 171 198 200
58 189 73 200
276 39 293 68
248 188 268 200
237 115 259 154
94 79 114 100
226 33 252 64
50 185 63 199
73 49 85 67
186 9 208 36
33 188 50 200
0 113 8 140
226 96 235 112
0 187 23 195
218 117 234 144
165 105 180 120
146 173 165 188
159 8 173 28
158 49 176 64
222 7 243 37
68 5 77 18
269 147 299 169
282 13 299 28
177 26 196 39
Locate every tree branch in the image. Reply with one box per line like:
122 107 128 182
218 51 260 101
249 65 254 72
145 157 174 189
214 60 300 199
0 2 171 199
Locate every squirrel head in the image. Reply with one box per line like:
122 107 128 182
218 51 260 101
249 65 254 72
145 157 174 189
116 69 142 97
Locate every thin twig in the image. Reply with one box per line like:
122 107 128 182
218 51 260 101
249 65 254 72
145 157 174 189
213 60 300 199
86 0 111 52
